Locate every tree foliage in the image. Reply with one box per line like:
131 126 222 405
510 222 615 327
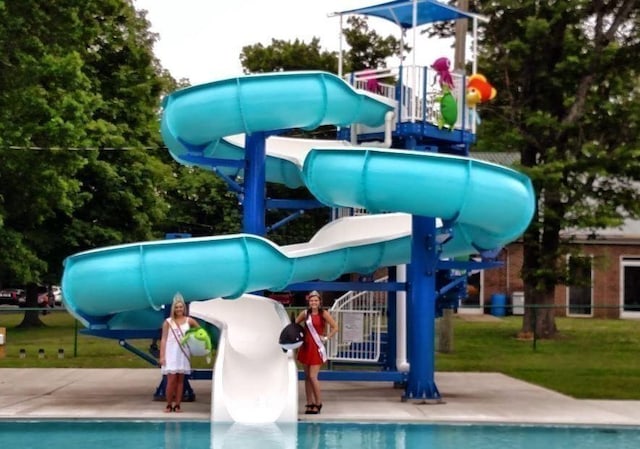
342 16 407 71
474 0 640 337
0 0 178 325
241 37 338 74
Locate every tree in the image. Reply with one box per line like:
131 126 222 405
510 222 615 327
158 165 242 238
0 1 103 324
474 0 640 337
240 38 338 74
0 0 176 326
342 16 407 72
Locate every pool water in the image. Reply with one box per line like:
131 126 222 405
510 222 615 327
1 421 639 449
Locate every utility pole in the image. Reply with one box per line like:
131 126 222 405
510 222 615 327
453 0 469 72
439 0 469 355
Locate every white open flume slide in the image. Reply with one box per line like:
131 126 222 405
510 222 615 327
190 295 298 423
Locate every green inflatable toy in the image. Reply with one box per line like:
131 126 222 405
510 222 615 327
181 327 213 360
437 90 458 131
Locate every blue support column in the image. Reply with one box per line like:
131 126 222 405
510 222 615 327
243 132 267 235
385 266 397 371
405 215 441 401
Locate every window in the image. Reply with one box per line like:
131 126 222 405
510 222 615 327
567 255 592 316
621 257 640 319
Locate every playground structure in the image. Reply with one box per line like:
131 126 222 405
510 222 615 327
60 1 535 423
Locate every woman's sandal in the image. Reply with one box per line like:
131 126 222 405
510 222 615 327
164 404 173 413
306 404 322 415
304 404 315 415
172 404 182 413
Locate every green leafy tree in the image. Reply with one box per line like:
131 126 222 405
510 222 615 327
0 0 176 325
342 16 407 72
474 0 640 337
240 37 338 74
63 1 177 252
158 166 242 238
0 1 102 323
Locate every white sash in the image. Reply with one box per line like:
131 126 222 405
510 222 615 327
306 311 327 363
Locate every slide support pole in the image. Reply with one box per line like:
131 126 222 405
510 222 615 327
243 132 267 235
386 265 398 372
405 215 441 401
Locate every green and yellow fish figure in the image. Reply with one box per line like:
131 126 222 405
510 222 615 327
181 328 213 359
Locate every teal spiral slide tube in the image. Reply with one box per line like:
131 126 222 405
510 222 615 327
62 71 534 330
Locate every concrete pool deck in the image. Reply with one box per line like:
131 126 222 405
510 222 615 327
0 369 639 426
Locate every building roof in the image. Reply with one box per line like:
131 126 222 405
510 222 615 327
471 152 520 166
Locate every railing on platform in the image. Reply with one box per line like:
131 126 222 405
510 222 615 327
346 65 474 134
327 277 388 363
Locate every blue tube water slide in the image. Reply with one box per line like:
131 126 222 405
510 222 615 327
62 71 535 330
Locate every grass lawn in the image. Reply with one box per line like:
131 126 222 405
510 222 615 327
1 308 639 400
436 315 640 400
0 308 211 370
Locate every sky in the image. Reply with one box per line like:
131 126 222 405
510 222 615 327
133 0 458 85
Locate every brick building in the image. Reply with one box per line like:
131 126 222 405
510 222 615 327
463 153 640 320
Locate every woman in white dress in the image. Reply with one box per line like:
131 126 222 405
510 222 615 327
160 293 200 412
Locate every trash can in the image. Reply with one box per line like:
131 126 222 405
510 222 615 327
490 293 507 317
512 291 525 315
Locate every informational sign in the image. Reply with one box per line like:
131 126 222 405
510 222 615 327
342 312 364 343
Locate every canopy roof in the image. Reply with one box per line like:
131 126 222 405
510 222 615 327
336 0 478 29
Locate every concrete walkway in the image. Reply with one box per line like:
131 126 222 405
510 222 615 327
1 369 639 426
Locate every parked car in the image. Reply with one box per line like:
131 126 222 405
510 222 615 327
0 288 26 306
51 285 63 306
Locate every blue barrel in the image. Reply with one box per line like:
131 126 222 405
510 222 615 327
490 293 507 317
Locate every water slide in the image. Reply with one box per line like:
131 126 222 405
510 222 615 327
189 295 298 423
61 70 535 422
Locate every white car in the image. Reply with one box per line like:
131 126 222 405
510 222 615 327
51 285 63 306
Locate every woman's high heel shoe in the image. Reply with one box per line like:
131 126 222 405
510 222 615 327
304 404 314 414
315 403 323 414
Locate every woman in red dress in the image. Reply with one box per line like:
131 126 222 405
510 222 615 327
295 291 338 415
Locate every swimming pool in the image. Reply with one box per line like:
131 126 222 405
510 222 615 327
1 421 639 449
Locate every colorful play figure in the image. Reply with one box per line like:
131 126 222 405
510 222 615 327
466 73 497 107
181 327 213 360
466 73 497 124
437 90 458 131
431 57 455 90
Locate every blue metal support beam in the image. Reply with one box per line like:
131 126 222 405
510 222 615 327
179 154 245 169
212 167 243 193
265 198 324 210
405 215 441 401
286 281 407 292
243 133 267 235
266 210 305 233
386 265 398 372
